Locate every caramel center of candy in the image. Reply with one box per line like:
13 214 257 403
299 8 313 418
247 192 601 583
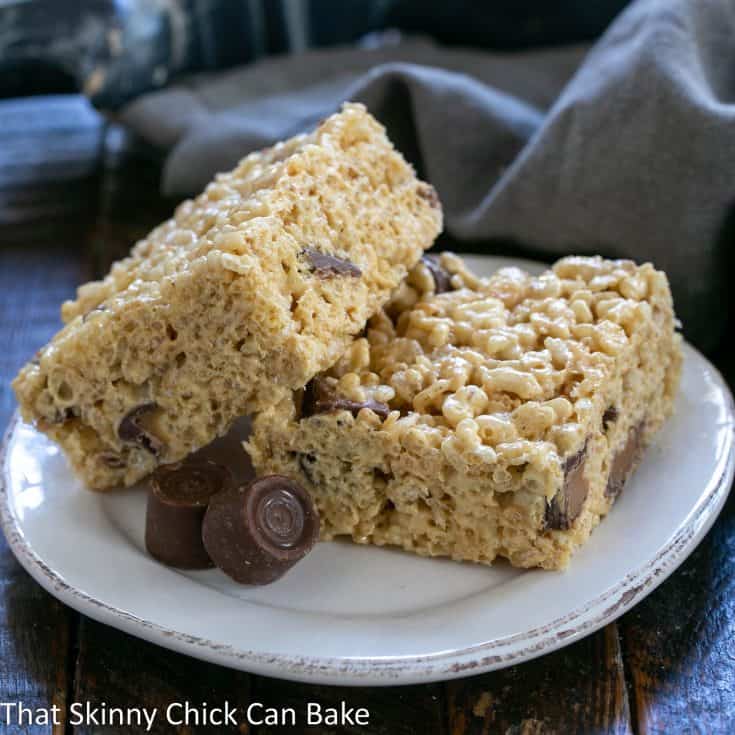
256 489 305 549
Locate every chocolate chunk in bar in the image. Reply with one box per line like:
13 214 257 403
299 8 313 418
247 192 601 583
298 452 319 485
302 247 362 278
417 183 440 209
301 378 390 420
202 475 320 585
545 443 590 530
606 421 645 498
145 460 232 569
118 403 164 456
421 254 453 294
602 405 619 431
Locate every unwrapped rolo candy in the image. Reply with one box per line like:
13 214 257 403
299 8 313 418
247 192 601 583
202 475 320 585
145 459 232 569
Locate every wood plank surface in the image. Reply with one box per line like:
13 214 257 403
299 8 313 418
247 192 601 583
0 246 92 735
620 497 735 735
446 624 632 735
72 617 253 734
0 94 101 735
251 677 447 735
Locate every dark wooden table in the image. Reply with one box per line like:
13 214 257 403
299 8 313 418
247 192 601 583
1 94 733 735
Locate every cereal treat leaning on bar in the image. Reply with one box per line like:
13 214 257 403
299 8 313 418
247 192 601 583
13 103 442 490
248 254 682 570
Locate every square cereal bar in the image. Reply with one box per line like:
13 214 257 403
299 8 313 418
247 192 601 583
247 254 682 570
13 103 442 490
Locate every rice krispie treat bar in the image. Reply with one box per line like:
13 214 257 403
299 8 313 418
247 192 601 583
13 103 442 490
247 255 682 570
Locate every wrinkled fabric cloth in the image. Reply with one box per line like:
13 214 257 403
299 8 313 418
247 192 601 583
118 0 735 352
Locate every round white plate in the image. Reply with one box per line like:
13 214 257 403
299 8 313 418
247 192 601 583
2 255 733 686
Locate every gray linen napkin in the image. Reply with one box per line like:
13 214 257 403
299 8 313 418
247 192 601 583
118 0 735 352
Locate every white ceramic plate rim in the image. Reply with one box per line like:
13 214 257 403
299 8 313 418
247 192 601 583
2 264 734 686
